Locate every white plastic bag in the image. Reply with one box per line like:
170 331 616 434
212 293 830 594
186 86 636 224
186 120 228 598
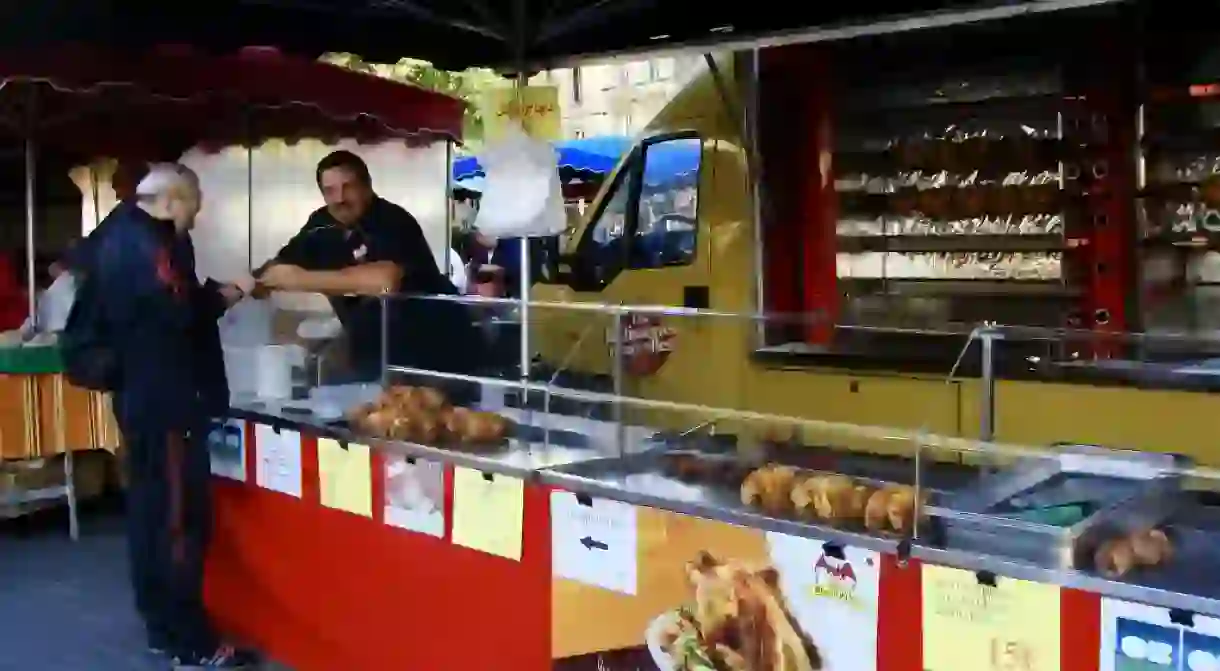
474 122 567 238
218 297 274 346
21 272 77 334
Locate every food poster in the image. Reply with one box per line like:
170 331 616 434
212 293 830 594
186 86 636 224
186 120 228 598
922 564 1062 671
383 454 445 538
207 418 247 482
551 502 882 671
1100 597 1220 671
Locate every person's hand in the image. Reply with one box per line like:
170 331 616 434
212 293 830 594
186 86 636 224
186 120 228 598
233 274 256 296
258 264 307 290
218 283 244 306
473 280 504 298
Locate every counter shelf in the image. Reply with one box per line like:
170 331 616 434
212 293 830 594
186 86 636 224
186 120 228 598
926 443 1184 569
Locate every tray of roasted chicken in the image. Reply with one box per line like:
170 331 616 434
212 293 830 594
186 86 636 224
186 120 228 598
1088 493 1220 594
927 444 1185 570
344 384 514 452
545 444 931 539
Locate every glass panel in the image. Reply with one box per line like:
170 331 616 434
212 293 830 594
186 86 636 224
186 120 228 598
589 178 631 247
633 137 700 268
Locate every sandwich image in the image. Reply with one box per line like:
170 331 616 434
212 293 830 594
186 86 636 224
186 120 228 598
653 551 823 671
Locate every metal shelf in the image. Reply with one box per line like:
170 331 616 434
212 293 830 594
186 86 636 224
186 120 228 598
838 233 1065 254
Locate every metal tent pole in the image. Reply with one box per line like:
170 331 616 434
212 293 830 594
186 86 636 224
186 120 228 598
444 139 454 278
23 103 36 329
247 138 254 273
514 0 532 408
22 90 77 539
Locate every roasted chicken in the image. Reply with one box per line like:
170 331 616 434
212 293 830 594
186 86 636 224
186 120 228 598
660 552 823 671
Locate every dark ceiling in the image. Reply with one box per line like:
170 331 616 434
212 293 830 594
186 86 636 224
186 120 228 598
0 0 1148 71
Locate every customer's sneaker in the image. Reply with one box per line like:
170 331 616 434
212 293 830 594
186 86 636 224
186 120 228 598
171 645 260 669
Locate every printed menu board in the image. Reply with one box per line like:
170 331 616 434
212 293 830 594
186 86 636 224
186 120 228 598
550 501 881 671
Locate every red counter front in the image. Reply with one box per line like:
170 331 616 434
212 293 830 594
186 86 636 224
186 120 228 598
204 421 551 671
203 419 1169 671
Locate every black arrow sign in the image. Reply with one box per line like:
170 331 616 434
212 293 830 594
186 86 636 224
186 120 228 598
580 536 608 551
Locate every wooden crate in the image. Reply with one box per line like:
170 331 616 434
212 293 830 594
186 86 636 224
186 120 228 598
0 374 39 459
35 374 95 456
1 373 119 461
90 390 121 452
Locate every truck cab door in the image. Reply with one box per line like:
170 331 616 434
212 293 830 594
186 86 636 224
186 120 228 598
557 132 714 425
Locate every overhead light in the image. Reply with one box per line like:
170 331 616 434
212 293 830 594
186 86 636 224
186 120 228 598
710 26 734 33
650 34 670 40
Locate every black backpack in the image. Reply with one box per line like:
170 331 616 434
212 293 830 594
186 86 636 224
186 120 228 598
60 268 120 392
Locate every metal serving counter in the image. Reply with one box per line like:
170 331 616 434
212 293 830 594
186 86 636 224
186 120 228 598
228 399 1220 619
230 400 659 480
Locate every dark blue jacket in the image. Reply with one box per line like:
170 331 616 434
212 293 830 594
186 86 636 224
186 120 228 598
80 202 229 431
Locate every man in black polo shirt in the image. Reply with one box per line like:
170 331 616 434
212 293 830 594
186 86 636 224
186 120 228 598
259 151 483 392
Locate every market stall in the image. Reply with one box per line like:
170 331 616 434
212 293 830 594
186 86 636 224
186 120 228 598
0 43 463 536
215 298 1220 671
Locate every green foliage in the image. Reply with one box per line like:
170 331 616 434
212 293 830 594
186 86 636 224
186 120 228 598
321 52 501 145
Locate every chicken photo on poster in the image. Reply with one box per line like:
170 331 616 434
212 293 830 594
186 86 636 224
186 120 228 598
383 454 445 538
647 550 825 671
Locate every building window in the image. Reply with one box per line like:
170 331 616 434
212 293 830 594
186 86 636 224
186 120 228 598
572 67 582 104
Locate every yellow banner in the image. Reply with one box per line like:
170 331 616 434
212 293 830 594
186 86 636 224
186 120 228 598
481 85 561 141
922 564 1061 671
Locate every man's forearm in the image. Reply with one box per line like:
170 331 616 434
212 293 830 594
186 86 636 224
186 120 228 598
295 263 401 296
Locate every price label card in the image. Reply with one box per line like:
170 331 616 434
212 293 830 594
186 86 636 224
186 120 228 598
551 491 638 595
451 467 524 561
923 564 1061 671
383 455 444 537
254 424 302 498
317 439 372 518
207 418 246 482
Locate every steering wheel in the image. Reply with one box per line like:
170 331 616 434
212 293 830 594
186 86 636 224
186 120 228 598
656 213 697 231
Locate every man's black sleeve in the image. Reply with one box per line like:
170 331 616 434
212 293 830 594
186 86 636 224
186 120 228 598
255 211 324 275
368 209 456 295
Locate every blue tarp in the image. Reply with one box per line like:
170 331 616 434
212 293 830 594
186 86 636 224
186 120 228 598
452 135 699 188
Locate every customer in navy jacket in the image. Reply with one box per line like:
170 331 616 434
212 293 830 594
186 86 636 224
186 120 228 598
85 164 257 669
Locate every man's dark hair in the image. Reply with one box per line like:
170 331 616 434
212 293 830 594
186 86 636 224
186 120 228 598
315 150 371 188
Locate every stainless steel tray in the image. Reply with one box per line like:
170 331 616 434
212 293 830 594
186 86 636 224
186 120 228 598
1123 498 1220 599
542 447 964 539
929 444 1185 569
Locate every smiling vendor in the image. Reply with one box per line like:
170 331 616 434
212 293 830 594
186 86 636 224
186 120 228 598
258 150 484 388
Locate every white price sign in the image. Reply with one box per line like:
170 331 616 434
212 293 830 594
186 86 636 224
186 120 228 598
551 491 638 595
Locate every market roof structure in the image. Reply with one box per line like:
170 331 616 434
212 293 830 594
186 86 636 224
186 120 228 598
0 44 466 159
1 0 1140 71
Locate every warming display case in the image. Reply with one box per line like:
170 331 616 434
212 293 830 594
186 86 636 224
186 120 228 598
207 296 1220 671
